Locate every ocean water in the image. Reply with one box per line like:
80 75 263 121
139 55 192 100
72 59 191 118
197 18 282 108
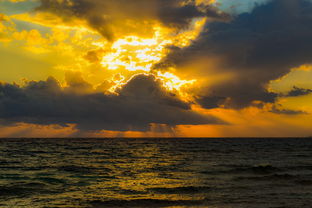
0 138 311 208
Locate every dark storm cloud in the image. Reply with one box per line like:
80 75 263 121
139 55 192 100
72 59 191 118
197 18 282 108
0 75 222 131
162 0 312 109
157 1 228 29
36 0 228 40
284 86 312 97
195 96 227 109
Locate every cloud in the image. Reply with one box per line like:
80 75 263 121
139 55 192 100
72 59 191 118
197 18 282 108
0 74 223 132
36 0 228 40
162 0 312 109
270 105 307 115
195 96 226 109
9 0 29 2
284 86 312 97
0 13 16 42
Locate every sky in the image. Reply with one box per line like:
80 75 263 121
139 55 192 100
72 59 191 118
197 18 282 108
0 0 312 137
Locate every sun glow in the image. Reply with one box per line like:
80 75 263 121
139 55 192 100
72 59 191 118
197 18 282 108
156 71 196 91
100 18 206 72
100 35 171 72
105 71 197 100
98 18 206 95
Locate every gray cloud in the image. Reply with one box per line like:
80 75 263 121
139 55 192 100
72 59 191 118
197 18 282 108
284 86 312 97
270 105 307 115
195 96 226 109
161 0 312 109
36 0 228 40
0 74 223 131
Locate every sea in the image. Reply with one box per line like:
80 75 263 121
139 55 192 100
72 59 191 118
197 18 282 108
0 138 311 208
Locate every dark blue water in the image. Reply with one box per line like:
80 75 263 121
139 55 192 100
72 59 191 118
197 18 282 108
0 138 311 207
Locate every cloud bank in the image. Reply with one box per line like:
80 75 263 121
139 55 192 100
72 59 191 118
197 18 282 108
162 0 312 108
0 74 222 131
36 0 228 40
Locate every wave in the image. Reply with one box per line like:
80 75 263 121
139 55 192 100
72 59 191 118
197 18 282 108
0 174 31 181
295 179 312 186
57 165 99 174
118 189 147 195
148 186 211 194
89 199 205 208
37 177 67 185
232 164 281 174
201 164 281 175
0 182 48 197
235 173 299 181
285 165 312 171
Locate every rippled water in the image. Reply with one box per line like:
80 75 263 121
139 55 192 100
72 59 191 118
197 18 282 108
0 138 311 208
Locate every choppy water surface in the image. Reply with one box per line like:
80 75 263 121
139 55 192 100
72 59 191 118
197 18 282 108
0 138 311 208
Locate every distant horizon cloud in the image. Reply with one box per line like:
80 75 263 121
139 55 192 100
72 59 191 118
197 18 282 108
0 74 224 132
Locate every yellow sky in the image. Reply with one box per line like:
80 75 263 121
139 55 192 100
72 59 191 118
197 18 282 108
0 0 312 137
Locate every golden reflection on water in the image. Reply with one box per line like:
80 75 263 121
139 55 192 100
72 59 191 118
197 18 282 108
1 138 311 208
0 139 208 207
90 142 206 202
